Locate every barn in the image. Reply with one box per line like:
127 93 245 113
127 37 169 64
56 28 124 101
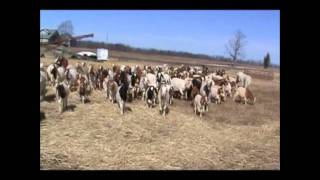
40 29 60 44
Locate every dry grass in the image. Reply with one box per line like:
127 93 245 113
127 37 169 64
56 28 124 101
40 54 280 170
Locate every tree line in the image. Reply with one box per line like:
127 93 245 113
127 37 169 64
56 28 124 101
75 40 277 68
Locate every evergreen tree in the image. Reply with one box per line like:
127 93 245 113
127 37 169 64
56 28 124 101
264 52 271 68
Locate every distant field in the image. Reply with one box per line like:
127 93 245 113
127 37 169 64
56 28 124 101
40 53 280 170
52 46 279 72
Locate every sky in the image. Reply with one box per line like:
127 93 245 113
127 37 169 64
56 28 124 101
40 10 280 65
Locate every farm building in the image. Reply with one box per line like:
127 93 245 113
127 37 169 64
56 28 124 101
97 48 108 61
40 28 93 47
40 29 60 44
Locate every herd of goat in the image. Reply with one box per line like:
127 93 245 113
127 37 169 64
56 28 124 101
40 56 256 117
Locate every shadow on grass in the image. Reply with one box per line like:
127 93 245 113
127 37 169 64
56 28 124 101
126 106 132 112
44 94 56 102
67 104 77 112
40 111 46 122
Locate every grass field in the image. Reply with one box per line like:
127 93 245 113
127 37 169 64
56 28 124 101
40 53 280 170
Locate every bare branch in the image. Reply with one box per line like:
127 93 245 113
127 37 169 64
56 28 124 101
57 20 74 36
225 30 247 61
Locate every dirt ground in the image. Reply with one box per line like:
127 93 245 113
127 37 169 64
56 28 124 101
40 54 280 170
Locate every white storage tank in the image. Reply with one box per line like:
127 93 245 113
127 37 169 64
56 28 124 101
77 51 97 57
97 48 108 61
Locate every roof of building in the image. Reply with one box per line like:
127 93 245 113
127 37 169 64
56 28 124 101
40 29 59 39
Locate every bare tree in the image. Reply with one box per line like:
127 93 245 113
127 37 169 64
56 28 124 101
225 30 247 61
57 20 74 36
